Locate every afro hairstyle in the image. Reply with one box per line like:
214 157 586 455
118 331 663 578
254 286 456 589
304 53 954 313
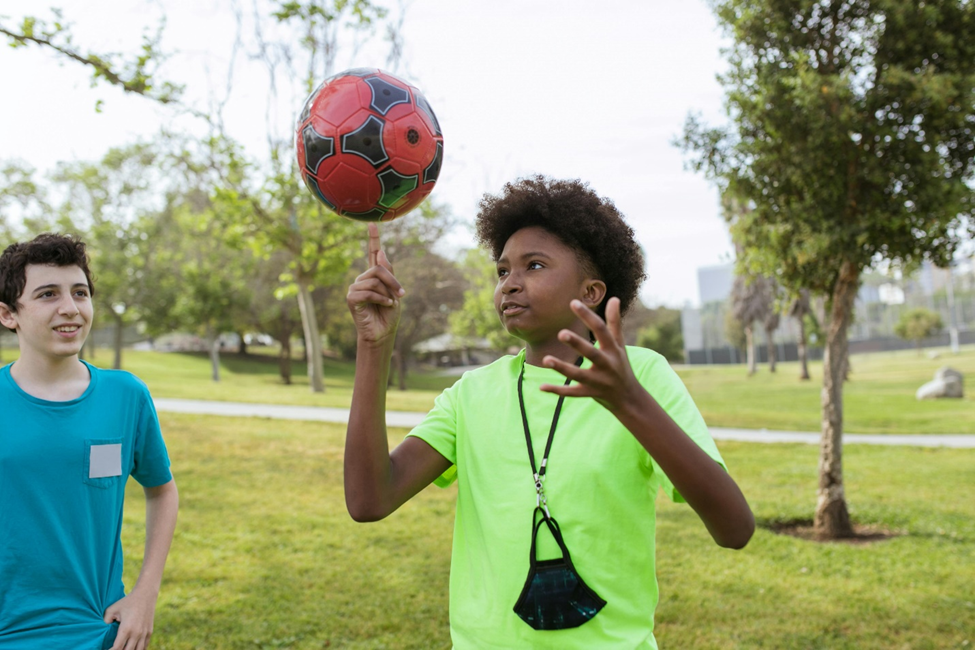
475 175 646 319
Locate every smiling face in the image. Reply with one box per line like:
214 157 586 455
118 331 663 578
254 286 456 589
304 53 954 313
494 227 605 360
0 264 94 364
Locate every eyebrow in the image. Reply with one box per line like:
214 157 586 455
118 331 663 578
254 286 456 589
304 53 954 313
30 283 89 294
497 250 554 264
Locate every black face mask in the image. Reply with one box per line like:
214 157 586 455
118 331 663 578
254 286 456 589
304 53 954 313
511 357 606 630
513 507 607 630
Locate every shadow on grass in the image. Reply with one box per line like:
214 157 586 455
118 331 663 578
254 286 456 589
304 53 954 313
758 517 904 545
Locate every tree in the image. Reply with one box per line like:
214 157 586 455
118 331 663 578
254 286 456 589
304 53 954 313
379 202 462 390
0 8 181 106
450 247 521 353
723 304 748 354
789 289 814 380
247 250 304 384
895 307 943 355
761 282 781 373
0 160 54 235
681 0 975 538
636 309 685 362
730 274 769 376
207 0 398 393
51 143 170 369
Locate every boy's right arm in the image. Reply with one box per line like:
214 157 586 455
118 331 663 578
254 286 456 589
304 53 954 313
344 223 452 522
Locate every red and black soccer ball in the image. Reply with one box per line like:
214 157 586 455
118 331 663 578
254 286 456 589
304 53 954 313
295 68 443 222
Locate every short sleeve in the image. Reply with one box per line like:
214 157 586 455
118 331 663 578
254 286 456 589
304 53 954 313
633 349 725 503
131 392 173 488
406 382 459 488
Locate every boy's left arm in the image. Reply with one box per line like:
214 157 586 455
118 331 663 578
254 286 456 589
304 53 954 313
105 478 179 650
541 299 755 550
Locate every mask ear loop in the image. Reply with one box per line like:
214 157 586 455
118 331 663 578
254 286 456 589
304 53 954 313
528 506 576 570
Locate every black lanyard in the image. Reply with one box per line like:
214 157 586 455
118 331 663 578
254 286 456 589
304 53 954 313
516 356 582 520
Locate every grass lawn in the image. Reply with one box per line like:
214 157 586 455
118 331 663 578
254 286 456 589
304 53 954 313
126 414 974 649
100 344 975 434
3 343 972 433
81 347 456 413
675 345 975 434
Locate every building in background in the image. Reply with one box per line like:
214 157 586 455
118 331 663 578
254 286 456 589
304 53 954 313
681 258 975 365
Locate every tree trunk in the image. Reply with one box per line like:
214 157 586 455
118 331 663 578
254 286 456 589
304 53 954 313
278 336 292 385
206 324 221 382
113 316 124 370
815 260 859 539
296 282 325 393
238 330 248 356
797 317 810 380
397 344 408 391
388 349 398 388
745 324 756 376
766 325 777 373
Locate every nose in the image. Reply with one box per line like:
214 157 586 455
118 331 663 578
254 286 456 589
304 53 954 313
500 271 521 294
58 294 80 316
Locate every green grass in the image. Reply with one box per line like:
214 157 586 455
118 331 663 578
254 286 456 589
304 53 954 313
124 415 975 649
4 343 973 433
84 348 455 413
674 345 975 434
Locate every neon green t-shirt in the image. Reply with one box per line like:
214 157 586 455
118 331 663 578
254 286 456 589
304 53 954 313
407 346 725 649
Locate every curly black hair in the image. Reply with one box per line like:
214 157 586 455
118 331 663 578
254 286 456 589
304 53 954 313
475 175 645 319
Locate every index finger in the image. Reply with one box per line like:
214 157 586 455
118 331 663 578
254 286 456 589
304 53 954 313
368 222 381 268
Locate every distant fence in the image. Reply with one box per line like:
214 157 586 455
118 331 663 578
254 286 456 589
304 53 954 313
686 330 974 365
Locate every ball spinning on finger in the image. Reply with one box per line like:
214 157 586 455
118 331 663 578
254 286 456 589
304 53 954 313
295 68 444 222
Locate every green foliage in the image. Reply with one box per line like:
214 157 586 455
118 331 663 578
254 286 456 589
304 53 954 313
449 247 521 352
49 142 178 366
724 306 747 351
682 0 975 296
0 8 182 105
0 160 54 239
894 307 943 349
636 308 685 362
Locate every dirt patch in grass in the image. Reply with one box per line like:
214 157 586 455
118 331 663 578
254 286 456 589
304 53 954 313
762 518 903 544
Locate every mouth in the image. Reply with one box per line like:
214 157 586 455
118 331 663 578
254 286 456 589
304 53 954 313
500 303 526 316
53 324 83 335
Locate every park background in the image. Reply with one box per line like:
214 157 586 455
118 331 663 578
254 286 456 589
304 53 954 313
2 0 974 648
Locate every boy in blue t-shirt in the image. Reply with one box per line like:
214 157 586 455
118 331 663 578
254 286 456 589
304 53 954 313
0 233 178 650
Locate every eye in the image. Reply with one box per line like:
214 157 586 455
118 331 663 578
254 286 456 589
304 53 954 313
527 261 543 270
497 267 509 278
39 290 55 298
75 290 90 298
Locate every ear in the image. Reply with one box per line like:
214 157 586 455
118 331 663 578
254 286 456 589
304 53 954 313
0 302 18 332
580 279 607 311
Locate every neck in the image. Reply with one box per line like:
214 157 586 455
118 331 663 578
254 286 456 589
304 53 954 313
11 353 87 391
524 337 585 367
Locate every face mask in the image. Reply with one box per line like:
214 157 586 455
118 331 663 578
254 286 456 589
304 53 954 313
513 507 606 630
511 357 606 630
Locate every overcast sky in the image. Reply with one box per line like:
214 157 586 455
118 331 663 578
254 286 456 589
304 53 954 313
0 0 734 307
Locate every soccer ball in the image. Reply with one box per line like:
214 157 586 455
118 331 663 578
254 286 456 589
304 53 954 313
295 68 444 222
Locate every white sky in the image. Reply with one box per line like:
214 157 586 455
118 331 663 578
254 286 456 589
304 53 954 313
0 0 734 307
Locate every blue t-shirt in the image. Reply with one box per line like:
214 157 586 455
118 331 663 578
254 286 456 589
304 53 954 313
0 361 172 650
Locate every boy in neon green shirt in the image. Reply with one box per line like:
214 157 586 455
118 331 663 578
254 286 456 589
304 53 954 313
345 176 754 648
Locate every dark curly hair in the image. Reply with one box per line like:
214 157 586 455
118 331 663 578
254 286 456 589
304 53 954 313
475 175 645 319
0 233 94 332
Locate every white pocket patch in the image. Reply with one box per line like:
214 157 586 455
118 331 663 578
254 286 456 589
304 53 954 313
89 443 122 479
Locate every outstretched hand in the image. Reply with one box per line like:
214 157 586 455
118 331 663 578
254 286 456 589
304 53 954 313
346 222 404 347
539 297 643 413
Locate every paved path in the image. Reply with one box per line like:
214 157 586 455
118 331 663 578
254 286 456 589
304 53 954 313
153 398 975 448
